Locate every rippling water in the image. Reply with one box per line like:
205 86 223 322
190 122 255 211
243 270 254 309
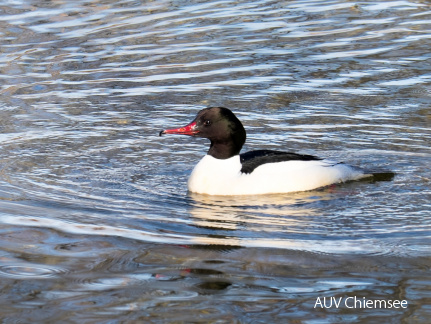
1 0 430 322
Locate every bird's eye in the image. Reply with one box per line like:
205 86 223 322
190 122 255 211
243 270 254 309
204 120 211 126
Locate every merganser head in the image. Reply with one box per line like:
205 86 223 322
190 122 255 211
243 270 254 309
160 107 246 159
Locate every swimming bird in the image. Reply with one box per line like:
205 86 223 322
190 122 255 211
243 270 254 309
160 107 375 195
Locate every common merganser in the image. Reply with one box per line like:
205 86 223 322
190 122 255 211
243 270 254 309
160 107 376 195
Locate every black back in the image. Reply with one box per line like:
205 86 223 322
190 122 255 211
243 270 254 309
239 150 321 174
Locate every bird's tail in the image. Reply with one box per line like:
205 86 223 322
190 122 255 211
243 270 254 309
370 171 395 182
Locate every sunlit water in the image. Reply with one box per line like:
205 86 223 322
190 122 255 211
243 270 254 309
1 0 430 322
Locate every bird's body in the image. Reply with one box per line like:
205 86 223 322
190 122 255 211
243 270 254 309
188 154 367 195
160 107 379 196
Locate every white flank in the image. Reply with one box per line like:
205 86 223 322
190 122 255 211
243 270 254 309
188 155 370 195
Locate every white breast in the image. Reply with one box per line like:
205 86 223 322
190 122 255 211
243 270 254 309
187 155 369 195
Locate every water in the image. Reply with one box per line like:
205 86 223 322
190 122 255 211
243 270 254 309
1 0 430 322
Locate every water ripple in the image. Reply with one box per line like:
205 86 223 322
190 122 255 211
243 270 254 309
0 264 68 279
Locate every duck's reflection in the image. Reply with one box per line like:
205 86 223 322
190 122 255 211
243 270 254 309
185 189 335 248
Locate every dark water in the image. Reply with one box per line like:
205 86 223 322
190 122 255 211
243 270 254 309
1 0 430 322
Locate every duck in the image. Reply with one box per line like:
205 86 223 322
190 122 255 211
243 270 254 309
160 107 374 195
